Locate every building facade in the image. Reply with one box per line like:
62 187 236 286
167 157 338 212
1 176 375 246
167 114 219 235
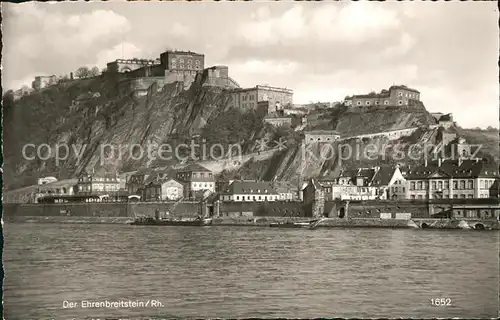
304 130 341 144
175 164 215 198
76 173 121 195
106 58 160 73
219 181 280 202
405 159 499 200
370 166 406 200
144 178 184 201
228 85 293 111
126 169 155 195
344 85 420 107
160 50 205 73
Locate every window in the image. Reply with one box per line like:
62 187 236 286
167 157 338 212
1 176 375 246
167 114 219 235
468 180 473 189
384 100 389 105
417 181 422 190
180 64 184 69
432 181 436 190
195 60 200 66
236 196 240 200
468 194 473 198
398 100 403 105
460 180 466 189
438 181 443 189
179 58 184 63
357 101 362 106
460 194 466 199
453 181 458 189
480 180 485 189
444 181 449 189
453 194 458 199
375 101 380 105
366 100 371 105
410 182 415 190
398 92 403 97
411 195 416 199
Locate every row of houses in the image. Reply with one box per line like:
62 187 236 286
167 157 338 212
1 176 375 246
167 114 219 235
126 164 298 202
310 158 499 202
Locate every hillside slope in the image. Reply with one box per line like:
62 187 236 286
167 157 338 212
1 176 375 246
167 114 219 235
3 74 247 189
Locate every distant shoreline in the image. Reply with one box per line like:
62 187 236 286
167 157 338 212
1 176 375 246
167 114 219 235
4 216 499 230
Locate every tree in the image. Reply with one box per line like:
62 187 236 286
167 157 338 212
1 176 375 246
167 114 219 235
88 66 100 77
75 67 90 79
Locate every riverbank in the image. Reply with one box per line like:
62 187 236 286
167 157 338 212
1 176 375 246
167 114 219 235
4 215 499 230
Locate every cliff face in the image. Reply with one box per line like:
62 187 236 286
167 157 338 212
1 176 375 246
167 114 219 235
334 103 436 136
3 74 234 189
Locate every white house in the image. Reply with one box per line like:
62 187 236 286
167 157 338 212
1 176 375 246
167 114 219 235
219 181 280 202
144 178 184 201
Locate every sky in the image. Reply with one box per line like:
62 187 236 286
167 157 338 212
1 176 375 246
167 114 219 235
2 1 498 128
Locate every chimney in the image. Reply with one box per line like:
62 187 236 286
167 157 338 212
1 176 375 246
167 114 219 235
424 158 428 167
438 158 442 167
475 158 479 163
458 158 463 166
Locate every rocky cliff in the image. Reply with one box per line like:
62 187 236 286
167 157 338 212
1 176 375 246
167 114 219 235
3 73 258 189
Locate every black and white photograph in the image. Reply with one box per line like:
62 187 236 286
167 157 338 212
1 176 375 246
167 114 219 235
1 0 499 319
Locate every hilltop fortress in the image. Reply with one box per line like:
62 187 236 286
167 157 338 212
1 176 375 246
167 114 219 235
344 85 421 111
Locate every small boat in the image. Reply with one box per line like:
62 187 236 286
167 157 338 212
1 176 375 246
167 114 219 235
130 216 212 226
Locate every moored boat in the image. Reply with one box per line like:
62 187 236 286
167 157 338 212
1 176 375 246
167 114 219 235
130 216 212 226
269 221 312 229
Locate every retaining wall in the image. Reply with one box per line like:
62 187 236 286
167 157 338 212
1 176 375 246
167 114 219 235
3 202 200 218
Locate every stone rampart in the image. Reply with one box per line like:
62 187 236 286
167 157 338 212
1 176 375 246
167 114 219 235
340 127 419 141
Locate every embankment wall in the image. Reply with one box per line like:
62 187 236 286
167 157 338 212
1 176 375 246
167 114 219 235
3 202 200 218
343 201 430 218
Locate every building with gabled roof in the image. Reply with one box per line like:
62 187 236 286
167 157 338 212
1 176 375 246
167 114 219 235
176 163 215 198
143 178 184 201
219 180 279 202
371 165 406 200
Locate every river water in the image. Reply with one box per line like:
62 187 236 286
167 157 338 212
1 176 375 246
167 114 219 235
3 223 499 319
